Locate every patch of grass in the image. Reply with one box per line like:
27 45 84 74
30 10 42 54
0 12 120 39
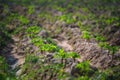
92 71 109 80
75 76 91 80
76 61 90 70
82 31 92 40
28 5 35 14
95 35 106 42
76 61 92 76
40 44 58 52
45 37 57 45
60 14 76 24
0 23 12 48
38 12 53 21
55 49 68 59
13 26 24 35
56 7 66 12
25 54 39 63
99 42 119 54
26 26 42 37
19 15 30 24
31 37 44 47
0 56 16 80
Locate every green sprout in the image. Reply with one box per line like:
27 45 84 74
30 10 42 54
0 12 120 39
28 6 35 14
76 61 91 76
82 31 92 40
99 42 119 54
40 44 57 52
26 26 42 37
19 16 29 24
95 35 106 42
60 14 76 24
31 37 44 47
69 52 80 62
75 76 91 80
54 49 68 64
25 54 39 63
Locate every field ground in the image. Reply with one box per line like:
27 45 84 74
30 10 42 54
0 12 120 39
0 0 120 80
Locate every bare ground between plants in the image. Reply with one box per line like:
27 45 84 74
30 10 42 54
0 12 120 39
41 20 120 69
0 4 120 78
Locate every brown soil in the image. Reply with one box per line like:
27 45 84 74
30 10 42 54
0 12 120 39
41 20 120 69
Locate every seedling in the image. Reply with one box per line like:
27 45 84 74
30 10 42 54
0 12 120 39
31 37 44 47
28 6 35 14
69 52 80 62
95 35 106 42
75 76 91 80
40 44 57 52
82 31 92 40
76 61 91 76
99 42 119 54
25 54 39 63
45 37 57 45
19 15 29 24
60 14 76 24
27 26 41 34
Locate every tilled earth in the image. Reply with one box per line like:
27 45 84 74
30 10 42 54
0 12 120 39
0 3 120 79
